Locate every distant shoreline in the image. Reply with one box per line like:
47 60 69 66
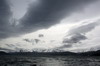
1 50 100 56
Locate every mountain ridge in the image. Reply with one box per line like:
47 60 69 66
1 50 100 56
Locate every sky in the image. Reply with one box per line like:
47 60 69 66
0 0 100 52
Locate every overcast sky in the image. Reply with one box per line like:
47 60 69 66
0 0 100 52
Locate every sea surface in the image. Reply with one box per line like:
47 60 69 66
0 56 100 66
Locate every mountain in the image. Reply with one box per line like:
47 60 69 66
1 50 100 56
7 51 77 56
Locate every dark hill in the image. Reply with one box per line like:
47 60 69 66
0 51 7 55
79 50 100 56
1 50 100 56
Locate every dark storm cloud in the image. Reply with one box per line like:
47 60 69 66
18 0 95 33
0 0 12 39
0 0 18 39
0 0 97 39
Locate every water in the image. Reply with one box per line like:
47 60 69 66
0 56 100 66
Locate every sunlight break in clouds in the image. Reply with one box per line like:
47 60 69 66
0 23 76 52
1 16 100 52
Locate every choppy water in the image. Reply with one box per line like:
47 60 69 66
0 56 100 66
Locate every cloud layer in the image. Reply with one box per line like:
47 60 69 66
0 0 96 39
59 18 100 49
19 0 95 34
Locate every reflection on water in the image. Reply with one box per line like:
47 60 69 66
0 56 100 66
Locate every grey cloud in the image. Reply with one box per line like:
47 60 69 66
34 39 40 44
23 39 31 43
50 40 55 43
57 33 87 49
63 33 87 44
38 34 44 37
23 38 40 44
18 0 95 34
5 44 15 48
58 44 72 49
53 44 72 52
69 21 100 35
0 47 14 52
0 47 9 51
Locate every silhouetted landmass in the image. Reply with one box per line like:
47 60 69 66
0 51 7 55
8 52 77 57
78 50 100 56
0 50 100 56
